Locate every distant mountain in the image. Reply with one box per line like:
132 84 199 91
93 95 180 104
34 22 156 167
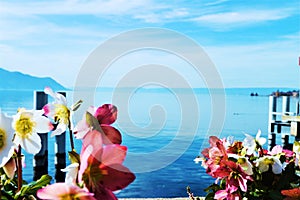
0 68 66 91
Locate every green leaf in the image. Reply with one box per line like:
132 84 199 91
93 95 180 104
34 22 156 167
14 175 52 199
68 150 81 164
85 112 101 133
71 100 83 111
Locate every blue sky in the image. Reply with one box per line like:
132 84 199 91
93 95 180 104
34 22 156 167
0 0 299 88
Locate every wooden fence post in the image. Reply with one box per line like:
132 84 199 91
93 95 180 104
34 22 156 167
33 91 48 180
268 96 277 150
55 92 66 182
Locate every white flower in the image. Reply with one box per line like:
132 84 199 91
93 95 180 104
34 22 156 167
12 109 53 154
255 156 283 174
61 163 79 185
194 156 202 164
228 154 253 175
243 130 266 155
0 112 15 167
43 87 70 137
293 141 300 166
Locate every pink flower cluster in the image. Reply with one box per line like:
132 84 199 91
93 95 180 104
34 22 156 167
197 132 300 200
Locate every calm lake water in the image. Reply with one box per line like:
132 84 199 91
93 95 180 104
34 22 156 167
0 88 298 198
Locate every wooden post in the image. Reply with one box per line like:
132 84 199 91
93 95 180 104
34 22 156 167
281 134 290 149
268 96 277 150
33 91 48 181
268 96 277 132
268 133 276 151
55 92 66 182
282 96 290 118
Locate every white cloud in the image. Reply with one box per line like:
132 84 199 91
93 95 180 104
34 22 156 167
204 0 229 6
0 0 152 16
192 9 293 30
280 31 300 40
134 8 189 23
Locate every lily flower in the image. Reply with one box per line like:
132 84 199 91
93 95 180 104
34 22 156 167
12 109 53 154
243 130 266 155
43 87 70 137
37 182 96 200
0 112 15 167
255 155 283 174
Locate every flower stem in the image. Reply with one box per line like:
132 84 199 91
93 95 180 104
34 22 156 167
17 145 22 192
68 122 75 151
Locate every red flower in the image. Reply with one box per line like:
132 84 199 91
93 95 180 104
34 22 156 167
94 104 117 125
281 187 300 200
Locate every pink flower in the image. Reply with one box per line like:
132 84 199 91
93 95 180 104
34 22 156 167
214 185 240 200
270 145 283 155
78 130 135 200
213 160 252 193
94 104 117 125
37 182 96 200
74 105 121 145
201 136 228 178
225 160 252 192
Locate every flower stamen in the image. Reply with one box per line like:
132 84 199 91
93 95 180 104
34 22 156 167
0 128 6 150
54 104 69 124
14 114 36 139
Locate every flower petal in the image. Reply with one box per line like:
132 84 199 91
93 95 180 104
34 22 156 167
101 125 122 144
272 158 283 174
90 185 117 200
238 175 248 192
81 130 103 158
20 132 42 154
34 116 53 133
43 103 56 118
44 87 67 105
100 164 135 191
95 104 117 125
51 123 67 137
101 145 127 166
3 157 16 179
73 119 90 139
214 189 228 200
61 163 79 185
37 182 95 199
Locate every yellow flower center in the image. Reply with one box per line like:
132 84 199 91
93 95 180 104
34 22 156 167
0 128 6 150
15 114 36 139
237 157 246 164
264 158 274 165
60 194 76 200
55 104 69 124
